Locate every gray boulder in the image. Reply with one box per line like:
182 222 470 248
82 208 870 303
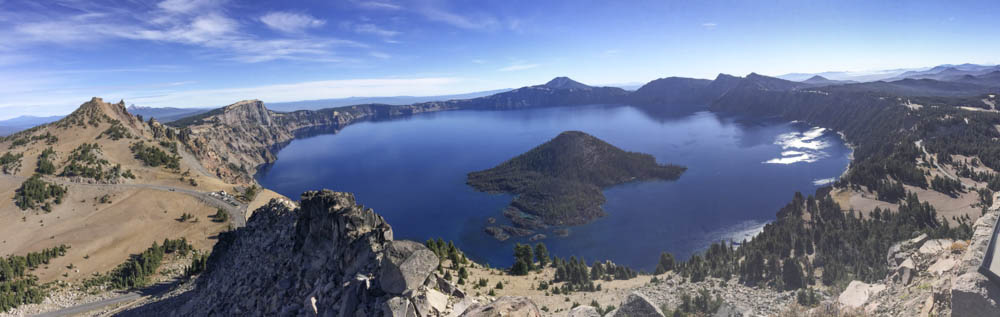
381 240 440 294
952 271 1000 317
460 296 541 317
413 287 449 316
568 305 601 317
448 297 480 317
610 292 664 317
382 297 418 317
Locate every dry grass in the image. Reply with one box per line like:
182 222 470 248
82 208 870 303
0 101 232 285
0 185 227 283
441 260 654 316
950 241 969 253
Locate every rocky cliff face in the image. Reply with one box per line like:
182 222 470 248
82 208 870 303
629 77 712 106
952 210 1000 316
829 208 1000 316
174 100 462 183
125 190 538 316
172 79 632 184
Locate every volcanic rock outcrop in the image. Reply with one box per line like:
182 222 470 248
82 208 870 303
124 189 536 316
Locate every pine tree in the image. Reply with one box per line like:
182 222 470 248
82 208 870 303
782 258 804 290
534 243 550 267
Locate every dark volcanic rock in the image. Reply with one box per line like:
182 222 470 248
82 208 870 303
502 206 548 230
528 234 547 242
484 226 510 241
501 225 534 237
122 190 513 316
468 131 685 228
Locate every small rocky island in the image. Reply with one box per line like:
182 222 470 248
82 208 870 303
468 131 686 240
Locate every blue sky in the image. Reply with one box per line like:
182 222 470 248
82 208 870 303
1 0 998 119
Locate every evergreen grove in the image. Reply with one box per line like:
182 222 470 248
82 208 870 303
13 174 66 211
0 245 69 312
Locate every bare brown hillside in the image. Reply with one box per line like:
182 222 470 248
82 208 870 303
0 97 281 287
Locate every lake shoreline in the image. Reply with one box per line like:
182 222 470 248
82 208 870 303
256 105 852 269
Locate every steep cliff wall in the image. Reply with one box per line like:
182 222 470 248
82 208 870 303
174 100 462 183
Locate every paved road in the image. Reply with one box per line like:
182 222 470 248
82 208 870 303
31 277 184 317
915 139 972 190
32 292 141 317
1 174 246 227
3 173 246 316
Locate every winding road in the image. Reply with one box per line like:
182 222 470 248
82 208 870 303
915 139 972 190
31 277 184 317
3 173 247 316
32 292 141 317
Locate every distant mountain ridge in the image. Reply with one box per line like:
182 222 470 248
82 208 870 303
126 105 212 122
540 76 593 90
801 75 856 86
265 89 513 112
885 64 1000 82
0 115 64 136
777 63 1000 83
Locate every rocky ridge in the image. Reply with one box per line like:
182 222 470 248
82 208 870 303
123 190 539 316
167 78 632 184
173 100 459 183
825 207 1000 316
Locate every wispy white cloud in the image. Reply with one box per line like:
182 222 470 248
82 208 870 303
259 12 326 33
129 77 467 108
5 1 360 64
352 0 516 32
356 1 403 10
498 63 539 72
370 51 391 59
157 0 223 14
702 22 718 29
417 7 499 30
353 23 400 37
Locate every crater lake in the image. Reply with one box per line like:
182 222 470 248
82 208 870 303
256 105 851 269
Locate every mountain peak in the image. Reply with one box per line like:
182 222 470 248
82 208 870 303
806 75 829 81
67 97 134 124
224 99 265 111
543 77 592 90
715 73 740 81
740 73 806 91
214 99 276 126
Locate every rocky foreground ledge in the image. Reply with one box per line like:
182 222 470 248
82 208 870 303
952 210 1000 316
121 190 542 316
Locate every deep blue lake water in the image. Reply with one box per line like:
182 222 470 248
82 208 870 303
256 105 851 270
